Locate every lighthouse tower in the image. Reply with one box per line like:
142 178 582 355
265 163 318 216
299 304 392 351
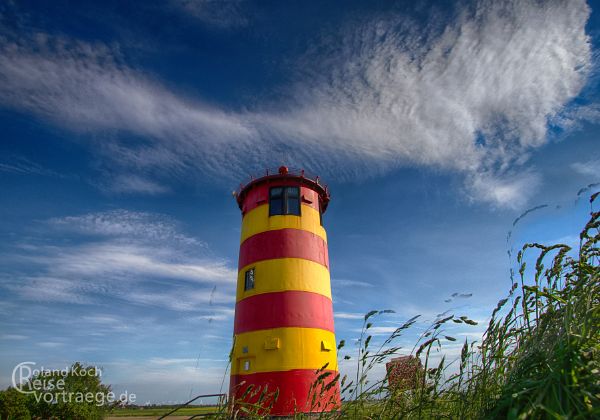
230 167 341 416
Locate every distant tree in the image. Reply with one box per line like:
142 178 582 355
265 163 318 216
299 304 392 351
0 386 31 420
2 362 113 420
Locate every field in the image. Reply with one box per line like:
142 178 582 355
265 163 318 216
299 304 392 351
107 405 219 418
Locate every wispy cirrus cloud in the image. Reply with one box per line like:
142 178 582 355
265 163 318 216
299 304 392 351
334 312 365 320
101 174 171 195
332 279 374 288
23 242 233 284
0 37 253 141
173 0 249 28
0 32 262 187
48 209 202 245
1 210 236 311
0 155 60 177
0 0 593 207
268 0 591 207
0 334 28 341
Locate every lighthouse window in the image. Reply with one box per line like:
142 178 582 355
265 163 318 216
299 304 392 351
269 186 301 216
319 200 323 226
269 187 284 215
244 268 255 291
287 187 300 215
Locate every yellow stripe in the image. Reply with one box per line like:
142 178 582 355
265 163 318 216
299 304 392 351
237 258 331 302
231 327 338 375
241 204 327 244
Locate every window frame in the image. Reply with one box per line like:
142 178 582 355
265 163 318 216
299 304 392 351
269 186 301 216
244 267 255 291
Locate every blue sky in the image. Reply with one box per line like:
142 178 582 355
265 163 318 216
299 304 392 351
0 0 599 404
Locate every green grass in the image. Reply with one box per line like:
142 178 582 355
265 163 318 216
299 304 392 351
108 405 218 417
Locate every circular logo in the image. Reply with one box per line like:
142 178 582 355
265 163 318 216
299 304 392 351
12 361 35 394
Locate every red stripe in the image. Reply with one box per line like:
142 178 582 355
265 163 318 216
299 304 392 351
241 183 321 214
238 229 329 270
234 291 334 334
230 369 340 416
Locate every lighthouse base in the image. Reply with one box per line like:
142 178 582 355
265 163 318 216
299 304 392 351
230 369 341 416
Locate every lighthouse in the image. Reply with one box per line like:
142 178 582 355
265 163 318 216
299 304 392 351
230 166 341 416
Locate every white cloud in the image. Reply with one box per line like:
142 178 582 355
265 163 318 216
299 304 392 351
0 41 252 141
104 174 170 195
104 358 229 403
354 326 399 335
173 0 248 28
456 331 486 340
0 155 58 177
545 234 580 249
0 33 261 179
332 279 374 288
0 334 28 340
571 159 600 178
12 276 95 305
32 242 234 283
186 307 235 322
48 209 201 245
264 0 591 206
37 341 63 348
334 312 366 320
3 210 236 309
121 286 234 312
465 170 542 209
0 0 593 207
82 315 131 331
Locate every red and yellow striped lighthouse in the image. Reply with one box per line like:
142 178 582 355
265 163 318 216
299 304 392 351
230 166 341 416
